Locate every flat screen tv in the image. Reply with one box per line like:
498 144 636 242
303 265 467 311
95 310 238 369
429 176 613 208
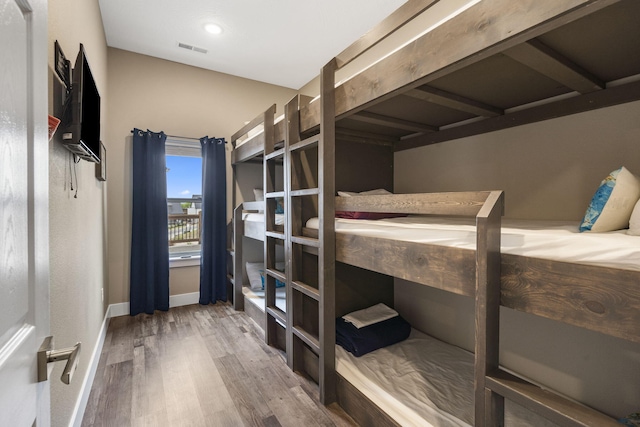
62 44 101 163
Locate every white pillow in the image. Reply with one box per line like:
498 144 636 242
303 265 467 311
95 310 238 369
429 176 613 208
245 262 263 290
253 188 264 202
360 188 392 196
337 191 358 197
579 167 640 232
337 189 392 197
628 199 640 236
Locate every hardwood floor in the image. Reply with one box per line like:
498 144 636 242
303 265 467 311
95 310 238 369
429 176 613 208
82 303 357 427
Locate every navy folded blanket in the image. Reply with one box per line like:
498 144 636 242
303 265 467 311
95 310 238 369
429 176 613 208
336 315 411 357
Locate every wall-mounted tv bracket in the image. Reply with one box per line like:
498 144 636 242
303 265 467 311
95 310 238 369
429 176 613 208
54 40 71 91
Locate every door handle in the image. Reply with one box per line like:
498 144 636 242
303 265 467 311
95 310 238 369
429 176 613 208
37 336 81 385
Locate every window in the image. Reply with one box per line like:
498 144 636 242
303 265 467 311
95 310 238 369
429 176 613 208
166 138 202 267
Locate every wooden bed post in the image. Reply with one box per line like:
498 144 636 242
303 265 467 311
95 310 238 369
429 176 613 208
262 105 282 348
475 191 504 426
285 95 299 371
233 204 244 311
319 58 337 405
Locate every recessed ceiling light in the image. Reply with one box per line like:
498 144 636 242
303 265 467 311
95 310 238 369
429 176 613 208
204 23 223 35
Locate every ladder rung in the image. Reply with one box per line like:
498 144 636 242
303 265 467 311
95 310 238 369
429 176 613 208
226 274 235 285
266 268 286 284
266 306 287 325
291 281 320 301
265 231 285 240
265 191 285 199
291 235 320 247
485 369 619 427
289 134 319 152
292 325 320 354
264 148 284 161
290 188 320 197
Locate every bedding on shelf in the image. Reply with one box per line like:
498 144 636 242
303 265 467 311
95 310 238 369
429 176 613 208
306 216 640 272
242 286 286 313
336 329 560 427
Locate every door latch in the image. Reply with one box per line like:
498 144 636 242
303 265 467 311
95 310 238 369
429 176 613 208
37 336 81 385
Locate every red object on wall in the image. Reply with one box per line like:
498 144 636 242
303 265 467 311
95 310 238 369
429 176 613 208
48 115 61 141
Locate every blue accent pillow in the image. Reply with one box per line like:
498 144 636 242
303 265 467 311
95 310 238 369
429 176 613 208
259 269 285 289
618 412 640 427
579 167 640 232
275 197 284 214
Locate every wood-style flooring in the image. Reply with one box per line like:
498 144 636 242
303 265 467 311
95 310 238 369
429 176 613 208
81 303 357 427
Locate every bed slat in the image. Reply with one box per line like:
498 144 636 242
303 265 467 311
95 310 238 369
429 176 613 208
336 233 476 297
232 132 265 164
335 191 492 216
501 254 640 344
231 104 275 143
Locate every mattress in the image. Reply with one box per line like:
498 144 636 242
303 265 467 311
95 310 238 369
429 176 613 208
305 216 640 271
243 286 286 313
336 329 560 427
243 212 285 226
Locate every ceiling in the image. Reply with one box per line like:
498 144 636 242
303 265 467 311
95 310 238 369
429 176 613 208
98 0 407 90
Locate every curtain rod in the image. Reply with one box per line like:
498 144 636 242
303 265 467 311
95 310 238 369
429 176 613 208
165 134 201 141
166 134 227 144
131 130 226 143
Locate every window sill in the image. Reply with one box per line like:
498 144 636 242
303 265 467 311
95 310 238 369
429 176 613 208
169 255 201 268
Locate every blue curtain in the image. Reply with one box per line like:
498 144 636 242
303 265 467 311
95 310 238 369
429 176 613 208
130 129 170 315
199 136 227 304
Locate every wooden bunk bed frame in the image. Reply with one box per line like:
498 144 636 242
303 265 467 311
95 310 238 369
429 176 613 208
229 0 640 425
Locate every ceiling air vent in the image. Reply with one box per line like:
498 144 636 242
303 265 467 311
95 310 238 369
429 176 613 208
177 42 208 54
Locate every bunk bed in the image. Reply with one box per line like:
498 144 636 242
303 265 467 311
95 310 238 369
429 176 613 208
229 107 287 336
228 0 640 425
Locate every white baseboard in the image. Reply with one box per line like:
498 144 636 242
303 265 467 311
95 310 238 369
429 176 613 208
107 301 129 317
169 291 200 308
69 307 109 427
69 292 201 426
107 292 201 318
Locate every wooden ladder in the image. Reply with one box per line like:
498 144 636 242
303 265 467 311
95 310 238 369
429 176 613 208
262 105 288 350
283 61 337 404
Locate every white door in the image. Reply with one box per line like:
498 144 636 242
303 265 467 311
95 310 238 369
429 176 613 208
0 0 51 425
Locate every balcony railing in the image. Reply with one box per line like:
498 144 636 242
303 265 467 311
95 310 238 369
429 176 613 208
168 212 201 245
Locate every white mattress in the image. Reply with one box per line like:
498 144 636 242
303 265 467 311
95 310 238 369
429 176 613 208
336 329 560 427
243 286 286 313
305 216 640 271
243 212 285 226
